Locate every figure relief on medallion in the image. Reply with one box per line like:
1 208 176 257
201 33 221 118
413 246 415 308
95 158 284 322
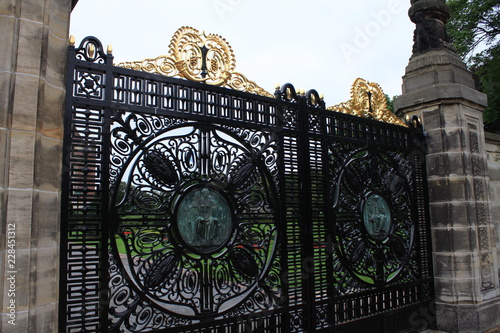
363 193 392 241
177 187 233 253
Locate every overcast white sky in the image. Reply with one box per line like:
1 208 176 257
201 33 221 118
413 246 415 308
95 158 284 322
70 0 415 105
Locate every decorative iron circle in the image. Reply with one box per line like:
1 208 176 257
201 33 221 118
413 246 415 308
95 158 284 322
109 122 280 318
362 193 392 241
175 186 234 254
331 148 414 286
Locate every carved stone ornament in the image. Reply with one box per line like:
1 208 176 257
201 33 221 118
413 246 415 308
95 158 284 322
117 26 274 98
409 0 455 54
327 78 407 127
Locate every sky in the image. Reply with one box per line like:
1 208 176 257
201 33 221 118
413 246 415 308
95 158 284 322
69 0 416 105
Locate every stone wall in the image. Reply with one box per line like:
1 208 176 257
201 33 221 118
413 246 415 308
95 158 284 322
0 0 72 331
486 132 500 283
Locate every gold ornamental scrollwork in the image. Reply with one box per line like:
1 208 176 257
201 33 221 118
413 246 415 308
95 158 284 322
327 78 406 127
117 26 274 98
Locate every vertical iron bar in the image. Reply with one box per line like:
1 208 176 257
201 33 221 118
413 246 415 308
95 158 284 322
297 98 315 332
58 40 77 333
320 112 336 331
99 44 115 332
276 102 291 333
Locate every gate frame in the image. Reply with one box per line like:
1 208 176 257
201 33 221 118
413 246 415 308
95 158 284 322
59 34 436 333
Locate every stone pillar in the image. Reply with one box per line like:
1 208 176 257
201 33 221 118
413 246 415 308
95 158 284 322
0 0 72 332
395 4 500 329
485 133 500 293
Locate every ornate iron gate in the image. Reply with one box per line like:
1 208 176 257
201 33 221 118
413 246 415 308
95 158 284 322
60 30 435 333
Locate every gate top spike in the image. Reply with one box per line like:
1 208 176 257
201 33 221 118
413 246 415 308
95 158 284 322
116 26 274 98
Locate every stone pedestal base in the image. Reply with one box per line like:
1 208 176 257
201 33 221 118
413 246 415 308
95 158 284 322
436 298 500 333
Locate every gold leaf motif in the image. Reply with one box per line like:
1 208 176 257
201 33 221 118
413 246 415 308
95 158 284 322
327 78 406 127
116 26 273 98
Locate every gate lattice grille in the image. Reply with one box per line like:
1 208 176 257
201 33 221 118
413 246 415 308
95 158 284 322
60 37 435 333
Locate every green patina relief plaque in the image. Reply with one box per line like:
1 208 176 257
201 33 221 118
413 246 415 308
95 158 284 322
177 188 233 253
362 194 392 240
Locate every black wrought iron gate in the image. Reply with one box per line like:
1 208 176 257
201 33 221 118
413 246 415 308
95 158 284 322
60 36 436 333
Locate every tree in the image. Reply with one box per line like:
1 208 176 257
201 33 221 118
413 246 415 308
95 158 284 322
446 0 500 132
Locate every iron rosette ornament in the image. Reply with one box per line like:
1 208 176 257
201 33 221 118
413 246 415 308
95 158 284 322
109 116 282 320
329 144 417 289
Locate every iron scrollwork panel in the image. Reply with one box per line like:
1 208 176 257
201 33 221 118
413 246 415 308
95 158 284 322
328 142 419 295
108 110 282 331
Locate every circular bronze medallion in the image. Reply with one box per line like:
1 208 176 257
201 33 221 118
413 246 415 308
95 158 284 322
362 193 392 241
176 187 233 254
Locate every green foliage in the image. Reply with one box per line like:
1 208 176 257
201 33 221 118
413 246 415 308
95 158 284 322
385 94 394 113
447 0 500 131
471 45 500 126
447 0 500 59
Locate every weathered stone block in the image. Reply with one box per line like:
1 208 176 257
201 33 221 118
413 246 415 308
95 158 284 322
0 129 9 189
397 84 488 110
477 300 500 331
403 71 437 92
443 128 465 153
427 152 470 177
0 15 16 72
453 277 482 302
433 278 454 301
5 190 33 249
421 108 442 131
36 83 64 139
32 247 59 307
7 249 30 310
34 134 62 191
435 302 458 332
0 71 14 128
0 0 20 16
11 74 39 131
1 310 29 332
432 227 478 254
426 153 447 177
46 0 72 40
436 299 500 333
32 191 59 249
427 177 467 202
19 0 44 23
487 165 500 180
32 303 59 332
440 104 462 128
43 30 68 88
434 252 478 279
0 248 4 299
8 130 35 189
434 276 485 304
16 19 43 76
429 201 470 228
425 128 445 154
0 190 5 246
456 306 480 332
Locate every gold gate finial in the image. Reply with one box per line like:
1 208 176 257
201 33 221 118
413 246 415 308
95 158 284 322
327 78 406 127
117 26 274 98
